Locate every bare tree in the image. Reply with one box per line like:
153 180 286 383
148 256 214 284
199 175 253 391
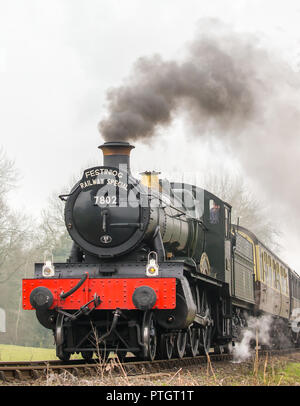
0 149 34 284
0 147 16 195
36 191 72 262
35 159 96 262
201 168 281 251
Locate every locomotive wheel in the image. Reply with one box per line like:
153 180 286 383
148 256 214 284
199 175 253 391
55 314 71 361
291 331 300 346
142 311 157 361
159 333 174 360
200 325 212 355
187 328 199 357
174 331 187 359
198 291 213 355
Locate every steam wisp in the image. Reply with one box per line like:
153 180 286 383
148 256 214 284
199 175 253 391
232 314 273 363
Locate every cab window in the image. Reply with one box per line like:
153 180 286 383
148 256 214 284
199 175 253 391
209 199 220 224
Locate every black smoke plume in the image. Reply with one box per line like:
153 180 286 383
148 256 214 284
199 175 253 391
99 19 259 142
99 19 300 234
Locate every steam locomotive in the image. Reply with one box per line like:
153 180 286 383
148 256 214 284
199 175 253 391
22 142 300 361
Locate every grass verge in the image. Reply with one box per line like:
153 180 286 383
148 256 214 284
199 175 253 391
0 344 57 362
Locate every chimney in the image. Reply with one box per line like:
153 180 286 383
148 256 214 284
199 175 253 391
98 141 135 174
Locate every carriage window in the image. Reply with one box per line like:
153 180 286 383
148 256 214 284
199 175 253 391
292 279 296 297
224 206 230 239
263 252 267 283
268 256 272 286
264 253 269 285
209 200 220 224
261 252 264 282
285 274 288 294
275 263 280 290
280 268 284 292
267 258 270 285
281 267 288 294
272 260 277 289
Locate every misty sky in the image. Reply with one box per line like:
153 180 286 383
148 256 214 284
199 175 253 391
0 0 300 271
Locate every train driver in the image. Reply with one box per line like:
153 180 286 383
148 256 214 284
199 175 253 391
210 200 220 224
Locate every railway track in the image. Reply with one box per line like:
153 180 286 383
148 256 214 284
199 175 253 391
0 348 298 383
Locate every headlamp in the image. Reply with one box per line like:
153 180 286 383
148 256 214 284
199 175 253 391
146 251 159 277
42 260 55 277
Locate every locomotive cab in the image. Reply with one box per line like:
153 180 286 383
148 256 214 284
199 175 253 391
203 191 232 284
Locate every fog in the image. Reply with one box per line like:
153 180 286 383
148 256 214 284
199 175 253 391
0 0 299 271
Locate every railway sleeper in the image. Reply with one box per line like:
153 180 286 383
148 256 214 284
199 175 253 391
13 369 22 380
